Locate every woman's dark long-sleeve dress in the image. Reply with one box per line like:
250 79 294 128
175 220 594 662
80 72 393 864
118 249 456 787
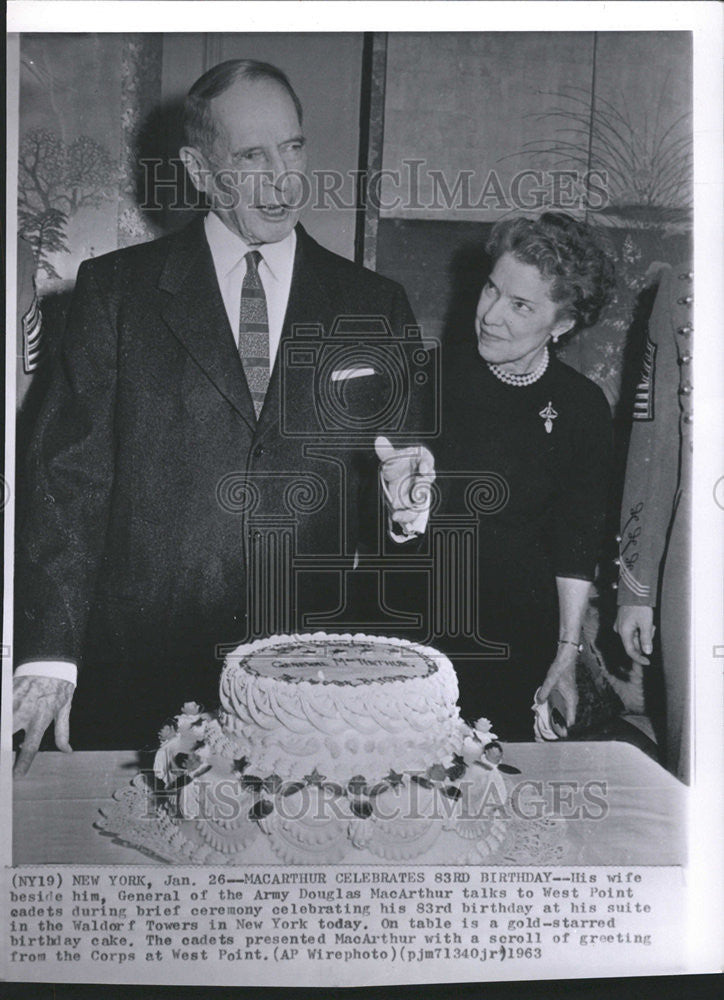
436 337 612 737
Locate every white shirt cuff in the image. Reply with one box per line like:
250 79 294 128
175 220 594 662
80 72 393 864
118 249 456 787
387 507 430 543
15 661 78 686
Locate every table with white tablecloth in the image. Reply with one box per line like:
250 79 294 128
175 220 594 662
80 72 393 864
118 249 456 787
12 741 686 866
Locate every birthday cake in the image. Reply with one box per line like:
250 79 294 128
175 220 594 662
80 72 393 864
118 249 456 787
149 633 513 863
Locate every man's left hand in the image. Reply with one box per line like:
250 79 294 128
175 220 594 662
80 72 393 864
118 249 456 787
375 436 435 537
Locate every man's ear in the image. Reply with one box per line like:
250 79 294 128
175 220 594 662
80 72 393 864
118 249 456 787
180 146 212 196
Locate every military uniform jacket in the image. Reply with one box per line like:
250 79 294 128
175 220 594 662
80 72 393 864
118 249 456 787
617 263 693 606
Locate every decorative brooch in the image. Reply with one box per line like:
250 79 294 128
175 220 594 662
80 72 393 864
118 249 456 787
539 401 558 434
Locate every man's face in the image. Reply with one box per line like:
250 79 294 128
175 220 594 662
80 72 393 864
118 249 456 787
193 77 308 245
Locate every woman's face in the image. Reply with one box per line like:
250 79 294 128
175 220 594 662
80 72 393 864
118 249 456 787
475 252 572 373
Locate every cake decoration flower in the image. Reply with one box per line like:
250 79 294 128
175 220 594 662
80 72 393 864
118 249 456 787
446 754 467 780
263 773 283 794
473 718 498 746
153 739 178 785
181 701 202 716
462 735 484 765
158 724 176 744
483 741 504 766
346 774 368 796
176 751 203 772
349 799 373 818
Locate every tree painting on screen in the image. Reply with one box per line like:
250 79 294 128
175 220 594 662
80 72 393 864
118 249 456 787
18 129 116 279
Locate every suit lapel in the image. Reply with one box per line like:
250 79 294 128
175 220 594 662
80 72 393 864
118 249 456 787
158 218 257 431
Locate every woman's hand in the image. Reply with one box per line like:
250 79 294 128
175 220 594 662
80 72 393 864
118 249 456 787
537 644 579 729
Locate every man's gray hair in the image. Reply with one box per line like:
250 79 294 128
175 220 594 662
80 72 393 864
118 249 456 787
183 59 303 156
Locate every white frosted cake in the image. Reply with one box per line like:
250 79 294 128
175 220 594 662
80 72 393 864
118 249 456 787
218 634 463 782
151 633 511 863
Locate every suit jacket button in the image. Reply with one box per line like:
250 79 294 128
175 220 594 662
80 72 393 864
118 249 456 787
678 353 692 364
677 324 693 336
683 413 693 424
679 271 693 281
677 295 692 306
679 382 693 396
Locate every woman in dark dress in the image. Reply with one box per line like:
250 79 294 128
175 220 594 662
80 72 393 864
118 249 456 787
439 212 615 738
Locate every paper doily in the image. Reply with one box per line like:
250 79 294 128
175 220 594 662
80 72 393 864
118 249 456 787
96 773 569 866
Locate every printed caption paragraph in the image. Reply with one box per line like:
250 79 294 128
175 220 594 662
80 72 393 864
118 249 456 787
3 866 687 985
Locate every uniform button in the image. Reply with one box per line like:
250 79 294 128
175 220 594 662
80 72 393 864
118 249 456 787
683 414 693 424
677 295 693 306
615 533 622 543
679 271 693 281
677 324 693 336
679 382 693 396
611 581 618 591
679 353 692 364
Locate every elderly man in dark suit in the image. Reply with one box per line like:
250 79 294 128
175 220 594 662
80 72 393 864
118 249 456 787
13 60 434 768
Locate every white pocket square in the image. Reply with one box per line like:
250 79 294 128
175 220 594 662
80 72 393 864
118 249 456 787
330 367 375 382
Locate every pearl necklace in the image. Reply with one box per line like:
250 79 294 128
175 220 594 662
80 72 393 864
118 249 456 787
487 346 549 387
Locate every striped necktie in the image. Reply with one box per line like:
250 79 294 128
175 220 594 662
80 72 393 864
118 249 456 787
238 250 270 418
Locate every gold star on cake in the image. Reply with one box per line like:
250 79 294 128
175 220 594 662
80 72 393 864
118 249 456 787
304 768 325 785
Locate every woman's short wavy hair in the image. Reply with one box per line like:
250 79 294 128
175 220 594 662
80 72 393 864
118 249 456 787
486 212 616 332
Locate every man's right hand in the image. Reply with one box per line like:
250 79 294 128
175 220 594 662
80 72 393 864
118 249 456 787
13 676 74 776
614 604 655 666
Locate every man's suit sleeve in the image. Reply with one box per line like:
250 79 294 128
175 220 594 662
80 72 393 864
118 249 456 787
15 260 118 668
617 265 680 607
